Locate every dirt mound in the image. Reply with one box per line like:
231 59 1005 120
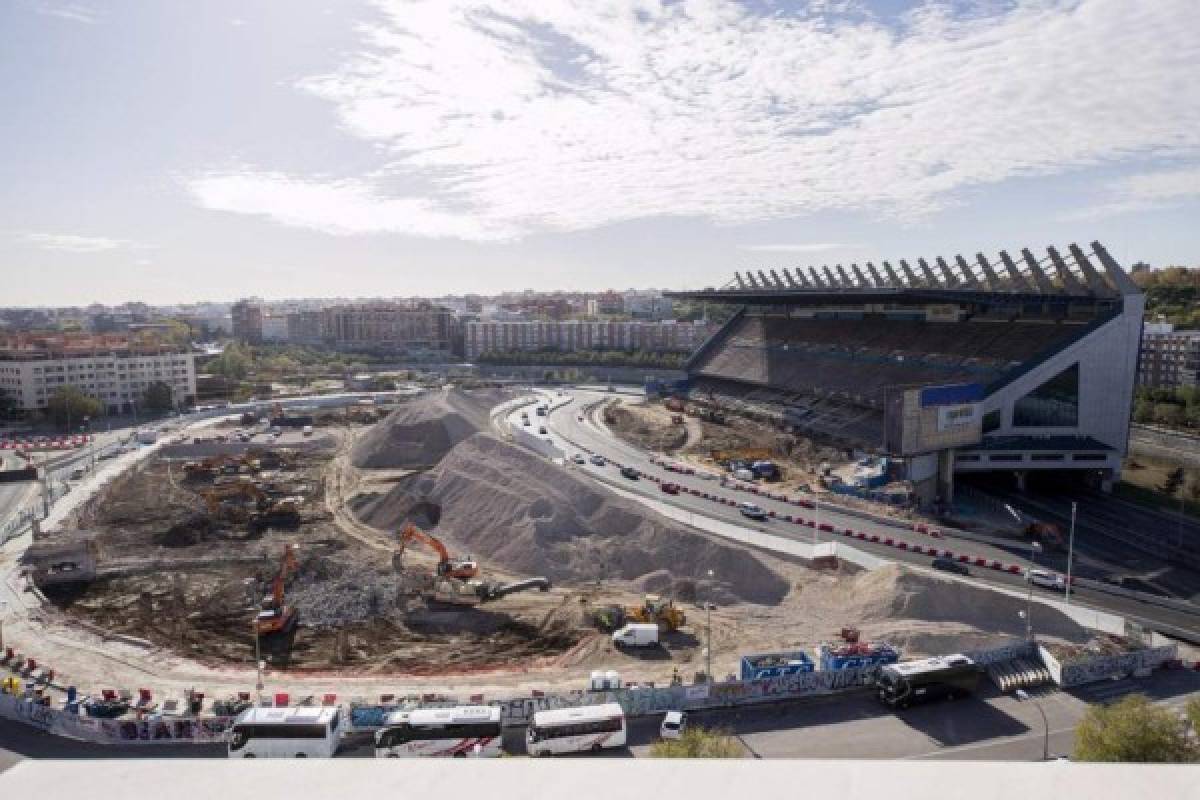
354 433 789 606
840 563 1089 642
351 388 513 469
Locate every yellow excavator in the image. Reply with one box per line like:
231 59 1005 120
626 594 687 631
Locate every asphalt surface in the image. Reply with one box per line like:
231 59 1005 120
534 390 1200 640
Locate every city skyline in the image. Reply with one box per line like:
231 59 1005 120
3 0 1199 306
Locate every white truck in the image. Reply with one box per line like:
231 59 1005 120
612 623 659 648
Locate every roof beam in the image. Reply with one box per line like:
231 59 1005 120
917 258 942 286
898 259 922 287
882 261 905 286
835 264 854 286
974 253 1002 289
931 256 960 287
807 267 827 288
1058 245 1109 296
952 255 981 288
769 269 786 289
998 250 1037 291
850 264 870 287
1086 241 1141 296
1045 246 1087 295
756 270 772 289
865 262 886 287
1019 248 1056 293
735 272 748 289
822 265 840 287
780 268 799 288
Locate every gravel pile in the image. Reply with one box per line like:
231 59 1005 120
353 433 790 606
286 558 406 629
351 388 513 469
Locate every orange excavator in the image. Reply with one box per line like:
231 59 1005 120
395 523 478 580
256 544 299 637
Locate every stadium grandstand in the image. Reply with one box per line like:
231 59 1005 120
668 242 1143 504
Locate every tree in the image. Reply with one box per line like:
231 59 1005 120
209 342 252 380
46 386 102 430
650 726 744 759
0 387 17 419
1161 467 1186 497
142 380 174 413
1074 694 1197 763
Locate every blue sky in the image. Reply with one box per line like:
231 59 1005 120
2 0 1198 306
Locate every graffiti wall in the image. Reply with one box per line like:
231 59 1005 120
0 693 232 744
1039 643 1178 687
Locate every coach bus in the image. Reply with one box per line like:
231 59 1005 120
876 654 982 710
526 703 626 756
374 706 503 758
227 707 344 758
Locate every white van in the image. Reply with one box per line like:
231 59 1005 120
374 706 502 758
302 425 314 437
227 706 344 758
612 623 658 648
526 703 626 756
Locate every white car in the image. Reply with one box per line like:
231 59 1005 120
739 502 768 521
1028 569 1066 591
660 711 687 741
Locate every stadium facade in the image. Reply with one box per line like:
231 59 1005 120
669 242 1143 504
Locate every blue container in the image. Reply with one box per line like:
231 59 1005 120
817 644 900 672
740 650 814 681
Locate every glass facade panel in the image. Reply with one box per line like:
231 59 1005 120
1013 364 1079 427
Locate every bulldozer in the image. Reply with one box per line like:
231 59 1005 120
626 594 687 632
256 544 299 637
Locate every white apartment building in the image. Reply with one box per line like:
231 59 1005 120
0 335 197 415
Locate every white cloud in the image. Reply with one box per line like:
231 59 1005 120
1060 164 1200 220
18 232 131 253
190 0 1200 241
36 3 98 24
741 243 860 254
230 18 247 27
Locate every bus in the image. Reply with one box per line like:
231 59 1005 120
526 703 626 757
374 706 503 758
876 654 981 710
227 707 344 758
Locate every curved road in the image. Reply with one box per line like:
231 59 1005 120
530 389 1200 641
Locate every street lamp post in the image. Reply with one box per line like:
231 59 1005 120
1064 502 1077 606
1025 541 1042 642
813 494 820 546
1015 688 1049 760
705 568 714 682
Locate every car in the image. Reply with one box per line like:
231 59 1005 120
538 426 548 435
660 482 680 495
571 454 586 465
69 468 86 480
590 454 606 467
931 557 969 576
738 502 768 521
620 466 640 480
1028 569 1066 591
660 711 687 741
522 418 530 426
96 450 118 461
577 414 583 422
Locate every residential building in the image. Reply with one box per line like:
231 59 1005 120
261 314 289 343
464 319 713 360
623 290 676 320
586 291 624 316
0 332 198 415
231 300 264 344
286 311 324 346
1139 324 1200 388
322 303 456 357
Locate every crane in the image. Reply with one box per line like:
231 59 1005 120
256 544 299 636
395 523 478 581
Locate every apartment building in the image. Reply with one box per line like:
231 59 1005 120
464 319 712 359
286 310 324 346
231 299 264 344
322 303 456 357
0 332 197 415
1139 324 1200 388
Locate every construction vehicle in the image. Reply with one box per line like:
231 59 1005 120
200 482 299 526
626 594 686 632
256 544 299 637
664 397 685 413
588 604 628 632
395 523 479 580
1003 504 1066 551
183 454 261 480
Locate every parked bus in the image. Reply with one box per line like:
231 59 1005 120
227 707 344 758
374 706 503 758
526 703 626 756
876 654 981 710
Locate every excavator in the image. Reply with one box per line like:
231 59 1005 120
395 523 479 580
256 544 299 636
393 522 551 605
200 482 299 526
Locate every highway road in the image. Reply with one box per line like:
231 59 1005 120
529 390 1200 640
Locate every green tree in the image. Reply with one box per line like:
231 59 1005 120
210 342 252 380
1075 694 1197 763
1161 467 1186 496
142 380 175 413
0 387 17 419
46 386 102 430
649 726 744 759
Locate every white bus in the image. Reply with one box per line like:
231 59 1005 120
526 703 626 757
227 707 344 758
374 706 503 758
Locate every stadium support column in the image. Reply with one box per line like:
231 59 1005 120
937 449 955 506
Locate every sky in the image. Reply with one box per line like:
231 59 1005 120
2 0 1198 306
